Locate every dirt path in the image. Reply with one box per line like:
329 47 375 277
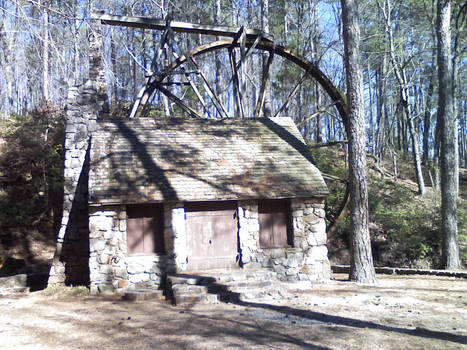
0 274 466 350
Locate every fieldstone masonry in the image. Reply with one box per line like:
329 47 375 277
88 199 330 293
165 203 187 272
88 204 180 294
48 21 108 286
237 200 261 267
238 198 331 281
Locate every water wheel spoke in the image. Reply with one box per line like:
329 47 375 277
155 83 203 118
172 52 211 118
229 48 245 118
188 57 229 119
254 51 274 118
236 34 262 71
273 73 309 118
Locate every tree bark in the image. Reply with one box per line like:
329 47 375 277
214 0 222 103
341 0 377 284
422 22 437 165
375 54 388 161
260 0 272 117
41 0 50 102
310 1 322 143
437 0 460 269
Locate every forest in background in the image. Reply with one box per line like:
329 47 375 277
0 0 465 268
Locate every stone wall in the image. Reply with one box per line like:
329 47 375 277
238 198 330 282
237 200 260 267
89 204 179 294
88 198 330 294
164 203 186 273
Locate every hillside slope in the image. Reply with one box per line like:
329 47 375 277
316 146 466 269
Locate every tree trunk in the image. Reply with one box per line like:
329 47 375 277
367 60 374 154
437 0 460 269
405 102 426 195
375 54 388 161
310 2 322 143
341 0 376 284
260 0 272 117
214 0 222 108
422 44 436 165
41 0 50 102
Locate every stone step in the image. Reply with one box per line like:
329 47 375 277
209 270 277 283
124 289 164 301
171 284 209 295
174 293 218 306
223 279 273 289
167 269 277 284
167 274 216 286
166 269 286 306
224 282 285 302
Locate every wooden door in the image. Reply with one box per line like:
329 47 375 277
185 201 238 270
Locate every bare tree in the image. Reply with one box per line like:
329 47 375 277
437 0 461 269
40 0 50 102
341 0 377 284
380 0 425 195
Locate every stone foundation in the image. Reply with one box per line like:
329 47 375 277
88 198 330 294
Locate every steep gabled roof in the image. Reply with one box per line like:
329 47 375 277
89 117 328 205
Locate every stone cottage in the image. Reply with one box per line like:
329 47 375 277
86 117 331 293
47 21 331 294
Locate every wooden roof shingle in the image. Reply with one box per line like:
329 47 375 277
89 117 328 205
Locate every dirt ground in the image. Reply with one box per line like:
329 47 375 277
0 274 465 350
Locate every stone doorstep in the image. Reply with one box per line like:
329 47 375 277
173 293 218 306
167 269 290 306
123 289 164 302
222 279 273 291
185 269 278 283
168 275 216 286
172 284 209 294
215 271 277 283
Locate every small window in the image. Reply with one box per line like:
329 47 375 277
127 204 165 255
259 199 291 248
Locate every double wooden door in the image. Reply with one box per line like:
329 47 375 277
185 201 238 270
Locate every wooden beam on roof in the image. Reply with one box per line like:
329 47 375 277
91 14 273 41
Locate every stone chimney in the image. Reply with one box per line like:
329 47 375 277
48 17 108 286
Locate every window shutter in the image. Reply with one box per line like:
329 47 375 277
127 204 165 255
259 199 290 248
